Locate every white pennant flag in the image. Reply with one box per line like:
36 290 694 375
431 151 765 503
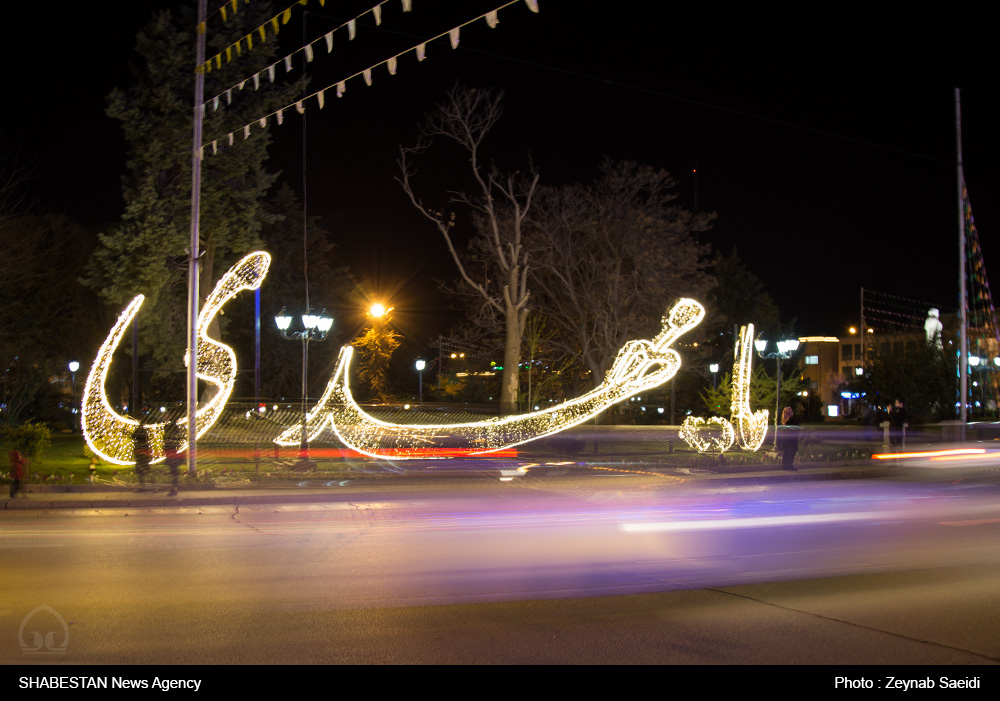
253 73 260 90
348 19 356 39
295 101 305 114
238 80 246 90
449 27 460 49
305 44 314 62
401 0 411 10
387 56 397 75
416 43 426 61
276 109 284 125
486 10 499 28
284 55 293 72
268 65 275 83
337 81 346 97
213 96 220 111
373 6 382 25
259 117 267 128
212 140 218 155
325 31 333 52
317 90 326 109
228 132 234 146
524 0 539 12
244 124 250 139
363 68 372 86
226 89 232 105
198 146 204 160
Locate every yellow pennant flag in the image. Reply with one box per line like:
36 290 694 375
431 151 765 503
282 9 291 24
221 7 227 22
258 25 267 41
225 47 232 62
235 40 242 56
215 54 222 69
270 17 280 34
231 0 238 13
246 33 253 50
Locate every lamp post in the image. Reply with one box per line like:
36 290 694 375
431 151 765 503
275 307 333 462
755 337 800 448
709 363 719 391
68 360 80 429
415 359 426 402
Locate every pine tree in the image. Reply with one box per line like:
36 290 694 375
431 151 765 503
85 2 305 381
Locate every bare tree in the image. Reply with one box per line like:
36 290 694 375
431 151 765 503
397 86 538 414
526 160 715 389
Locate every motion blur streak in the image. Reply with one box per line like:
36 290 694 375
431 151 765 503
619 511 881 532
873 448 985 460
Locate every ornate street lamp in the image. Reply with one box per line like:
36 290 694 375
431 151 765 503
709 362 719 391
68 360 80 428
755 337 800 448
275 307 333 462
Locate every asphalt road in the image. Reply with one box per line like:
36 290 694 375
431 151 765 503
2 472 999 666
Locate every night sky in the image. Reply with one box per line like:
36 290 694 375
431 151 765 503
3 0 997 341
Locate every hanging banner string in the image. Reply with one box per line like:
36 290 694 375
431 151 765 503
200 0 537 156
207 0 251 29
199 0 408 75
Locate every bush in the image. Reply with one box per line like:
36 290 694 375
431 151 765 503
2 421 52 461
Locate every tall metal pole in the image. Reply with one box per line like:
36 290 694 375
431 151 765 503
187 1 207 475
956 88 968 436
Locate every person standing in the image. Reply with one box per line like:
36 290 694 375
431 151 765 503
777 406 800 471
8 450 27 498
889 397 907 449
133 423 151 491
163 423 184 497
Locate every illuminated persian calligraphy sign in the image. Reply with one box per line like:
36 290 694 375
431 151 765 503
81 252 270 465
275 299 706 458
680 323 768 453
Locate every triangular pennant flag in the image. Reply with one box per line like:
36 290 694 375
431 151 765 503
244 124 251 139
387 56 397 75
238 80 246 90
416 43 426 61
226 89 232 104
305 44 314 62
524 0 539 12
270 17 280 34
213 96 220 111
225 47 232 62
295 100 304 114
268 64 275 82
336 81 346 97
363 68 372 86
198 146 204 160
259 117 267 128
212 140 218 154
284 55 293 72
258 25 267 41
228 132 234 146
231 0 238 13
373 6 382 25
486 10 499 28
449 28 460 49
246 32 253 50
348 19 356 39
235 39 242 56
282 8 291 24
325 31 333 52
253 73 260 90
401 0 412 10
317 90 325 109
276 109 284 125
221 7 228 21
215 54 222 68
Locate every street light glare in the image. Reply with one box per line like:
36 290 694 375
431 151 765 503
370 303 386 318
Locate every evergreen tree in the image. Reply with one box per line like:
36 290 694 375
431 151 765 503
85 2 305 382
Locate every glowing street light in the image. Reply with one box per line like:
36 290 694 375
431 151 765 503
755 337 800 448
68 360 80 428
709 362 719 390
415 359 426 402
275 307 334 462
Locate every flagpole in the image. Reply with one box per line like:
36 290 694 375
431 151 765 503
188 0 207 474
956 87 968 437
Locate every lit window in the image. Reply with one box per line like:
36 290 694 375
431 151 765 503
805 355 819 365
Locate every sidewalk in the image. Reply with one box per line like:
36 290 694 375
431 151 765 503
2 458 894 511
